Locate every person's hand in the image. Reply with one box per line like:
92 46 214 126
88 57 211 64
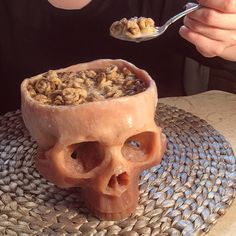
179 0 236 61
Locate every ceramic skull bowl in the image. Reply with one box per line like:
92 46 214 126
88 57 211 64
21 59 166 220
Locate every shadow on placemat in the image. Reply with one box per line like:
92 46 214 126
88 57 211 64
0 103 235 236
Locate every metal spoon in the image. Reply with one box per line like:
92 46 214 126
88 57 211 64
110 3 201 43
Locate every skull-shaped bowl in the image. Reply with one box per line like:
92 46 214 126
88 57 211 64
21 59 166 221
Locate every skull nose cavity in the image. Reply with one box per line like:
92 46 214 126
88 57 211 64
108 172 129 189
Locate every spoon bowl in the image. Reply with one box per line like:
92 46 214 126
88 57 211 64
110 3 201 43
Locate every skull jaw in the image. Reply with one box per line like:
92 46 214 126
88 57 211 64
82 178 140 221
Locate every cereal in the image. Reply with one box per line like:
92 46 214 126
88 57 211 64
27 65 147 106
110 17 156 39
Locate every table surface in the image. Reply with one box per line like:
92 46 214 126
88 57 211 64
159 90 236 236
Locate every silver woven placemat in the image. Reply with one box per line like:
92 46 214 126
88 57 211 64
0 103 235 236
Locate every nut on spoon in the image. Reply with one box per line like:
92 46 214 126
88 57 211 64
110 3 201 43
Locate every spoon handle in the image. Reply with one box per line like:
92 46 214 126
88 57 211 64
166 3 201 26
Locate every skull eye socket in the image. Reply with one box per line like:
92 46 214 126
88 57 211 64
65 141 104 173
121 132 156 162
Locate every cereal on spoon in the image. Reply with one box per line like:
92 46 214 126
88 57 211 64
110 17 157 39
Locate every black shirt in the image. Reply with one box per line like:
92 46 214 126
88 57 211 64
0 0 235 114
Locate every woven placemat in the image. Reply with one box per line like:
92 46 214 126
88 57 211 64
0 103 235 236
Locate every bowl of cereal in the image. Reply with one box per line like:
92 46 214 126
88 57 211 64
21 59 166 220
